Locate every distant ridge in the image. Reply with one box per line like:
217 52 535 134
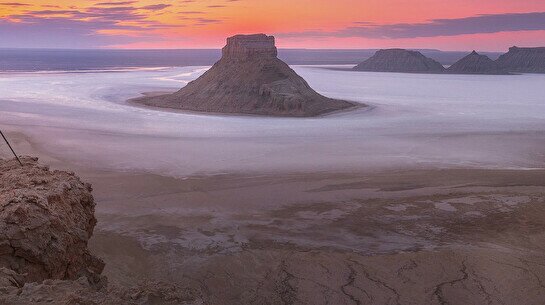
352 46 545 75
0 48 502 72
446 51 508 75
353 49 445 73
496 46 545 73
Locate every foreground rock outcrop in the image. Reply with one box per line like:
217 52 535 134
0 157 104 285
496 46 545 73
0 157 200 304
447 51 508 75
133 34 358 117
353 49 445 73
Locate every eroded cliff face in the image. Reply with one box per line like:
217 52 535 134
0 157 200 304
496 46 545 73
222 34 277 59
353 49 446 73
0 157 104 285
133 33 358 117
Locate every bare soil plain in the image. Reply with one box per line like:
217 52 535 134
2 130 545 305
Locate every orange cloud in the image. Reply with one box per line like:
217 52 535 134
0 0 544 49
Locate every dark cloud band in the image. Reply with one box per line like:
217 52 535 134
278 12 545 39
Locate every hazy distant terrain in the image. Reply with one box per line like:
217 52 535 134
0 48 501 71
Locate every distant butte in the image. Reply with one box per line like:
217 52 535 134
496 46 545 73
133 34 360 117
353 46 545 75
446 51 508 75
353 49 445 73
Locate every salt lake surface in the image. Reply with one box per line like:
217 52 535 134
1 65 544 176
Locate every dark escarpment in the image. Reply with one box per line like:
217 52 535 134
133 34 359 117
496 46 545 73
447 51 508 75
353 49 446 73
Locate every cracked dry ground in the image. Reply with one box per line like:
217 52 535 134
88 168 545 305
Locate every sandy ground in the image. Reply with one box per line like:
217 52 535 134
2 129 545 305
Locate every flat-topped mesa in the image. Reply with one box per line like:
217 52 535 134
496 46 545 73
132 33 359 117
354 49 445 73
506 46 545 54
222 34 278 60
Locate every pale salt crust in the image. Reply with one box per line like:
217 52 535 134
1 66 545 177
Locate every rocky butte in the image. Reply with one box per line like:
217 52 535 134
496 46 545 73
133 34 359 117
353 49 445 73
446 51 508 75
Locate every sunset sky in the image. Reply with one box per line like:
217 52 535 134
1 0 545 50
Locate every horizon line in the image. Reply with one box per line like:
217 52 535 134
0 46 519 53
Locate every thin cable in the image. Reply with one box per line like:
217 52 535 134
0 129 23 166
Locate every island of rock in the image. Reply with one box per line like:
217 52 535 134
133 34 358 117
446 51 507 75
496 46 545 73
353 49 445 73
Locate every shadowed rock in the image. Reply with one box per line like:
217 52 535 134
0 157 104 286
353 49 445 73
447 51 508 75
0 157 203 304
133 34 359 117
496 46 545 73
